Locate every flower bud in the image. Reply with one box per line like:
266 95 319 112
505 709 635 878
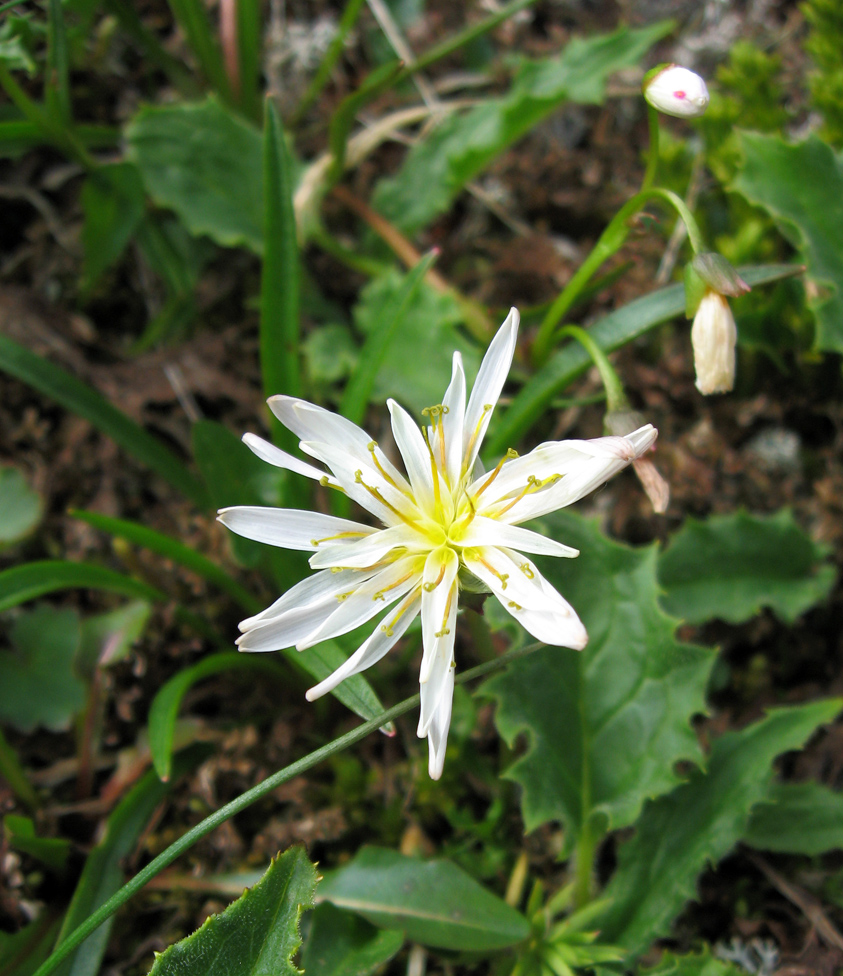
691 290 737 395
643 65 709 119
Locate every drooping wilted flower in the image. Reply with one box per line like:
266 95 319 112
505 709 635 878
643 64 709 118
218 310 657 778
690 290 738 395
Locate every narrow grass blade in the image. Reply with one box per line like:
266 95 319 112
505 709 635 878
409 0 538 75
293 0 366 124
45 0 71 125
487 263 803 455
103 0 199 96
70 510 262 615
261 99 301 443
327 59 404 185
149 653 284 780
235 0 261 121
0 561 164 613
0 335 209 508
0 121 117 156
0 726 39 810
166 0 232 102
339 251 438 426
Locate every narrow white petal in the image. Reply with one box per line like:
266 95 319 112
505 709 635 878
419 548 459 686
418 582 457 737
297 555 423 648
305 591 421 701
457 516 579 558
439 352 466 486
241 433 333 483
237 601 339 652
462 308 519 471
503 602 588 649
426 667 454 780
463 547 587 649
217 507 373 550
238 568 373 630
309 523 422 569
269 396 409 491
387 399 437 515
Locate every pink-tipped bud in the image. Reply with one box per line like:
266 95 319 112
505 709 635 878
644 65 709 119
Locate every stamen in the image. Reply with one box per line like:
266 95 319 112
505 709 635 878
423 561 447 592
508 601 523 610
420 427 444 512
493 473 562 519
335 591 354 602
379 591 417 638
372 569 416 602
474 448 519 499
520 563 535 579
311 530 370 546
475 554 509 590
421 404 449 478
367 442 407 494
462 403 493 475
319 475 346 494
354 469 420 528
437 585 455 637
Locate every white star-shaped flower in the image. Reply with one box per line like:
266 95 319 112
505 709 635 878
218 309 657 778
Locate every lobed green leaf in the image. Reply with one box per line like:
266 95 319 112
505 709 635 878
658 509 835 625
743 780 843 856
147 847 317 976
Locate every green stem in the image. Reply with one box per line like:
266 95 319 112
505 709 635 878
640 104 660 191
556 326 628 414
572 819 598 909
31 642 541 976
0 726 39 811
531 187 706 366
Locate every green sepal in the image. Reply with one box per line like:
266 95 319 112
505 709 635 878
691 253 751 298
683 261 708 318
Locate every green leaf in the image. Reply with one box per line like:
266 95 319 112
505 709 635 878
640 949 744 976
45 0 70 125
301 904 404 976
482 512 713 844
75 601 152 682
658 510 835 625
0 607 86 733
127 97 263 253
596 698 843 958
0 561 164 614
261 99 302 443
340 251 437 425
148 652 285 781
372 23 672 233
731 132 843 354
54 747 208 976
81 162 146 293
352 269 481 415
316 846 530 951
4 816 71 874
0 466 42 544
147 847 317 976
744 780 843 855
486 264 803 456
0 335 208 508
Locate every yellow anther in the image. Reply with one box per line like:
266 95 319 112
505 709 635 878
320 475 346 493
373 591 386 602
367 441 406 494
474 448 519 500
434 627 451 638
381 624 394 637
423 562 447 592
474 554 510 590
354 468 420 528
508 601 523 610
520 563 535 579
336 591 354 602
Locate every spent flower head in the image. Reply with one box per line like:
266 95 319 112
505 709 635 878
643 64 710 118
218 310 657 778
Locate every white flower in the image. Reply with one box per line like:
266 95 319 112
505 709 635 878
218 310 657 778
690 290 737 395
644 65 709 119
